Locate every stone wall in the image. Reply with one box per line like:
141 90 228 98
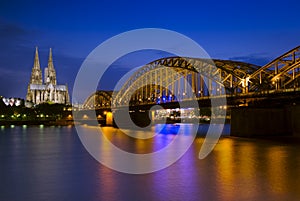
231 107 293 137
289 105 300 137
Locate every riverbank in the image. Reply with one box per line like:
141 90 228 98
0 119 74 126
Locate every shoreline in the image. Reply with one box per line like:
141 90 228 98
0 119 74 126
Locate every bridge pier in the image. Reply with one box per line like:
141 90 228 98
105 111 113 126
111 109 151 128
289 105 300 137
231 105 300 137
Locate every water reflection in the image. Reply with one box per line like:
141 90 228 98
210 138 300 200
155 124 180 135
0 125 299 200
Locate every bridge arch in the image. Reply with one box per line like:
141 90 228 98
112 57 260 106
83 90 113 109
249 45 300 91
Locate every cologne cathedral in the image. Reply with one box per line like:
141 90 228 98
26 47 70 105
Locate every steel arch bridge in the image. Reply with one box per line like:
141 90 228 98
83 90 113 109
83 45 300 108
112 57 260 106
249 45 300 91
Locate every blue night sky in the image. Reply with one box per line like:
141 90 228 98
1 0 300 100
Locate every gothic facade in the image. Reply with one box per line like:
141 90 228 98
26 47 70 105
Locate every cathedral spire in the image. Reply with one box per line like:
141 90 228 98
48 48 54 69
33 46 40 69
45 48 57 85
27 46 43 99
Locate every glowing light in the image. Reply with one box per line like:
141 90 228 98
106 112 113 125
15 100 21 106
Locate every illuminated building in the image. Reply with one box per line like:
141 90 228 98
26 47 70 105
2 97 22 106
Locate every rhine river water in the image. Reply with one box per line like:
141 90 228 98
0 124 300 201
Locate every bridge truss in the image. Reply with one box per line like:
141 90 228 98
83 90 112 109
112 57 260 106
83 45 300 108
249 46 300 91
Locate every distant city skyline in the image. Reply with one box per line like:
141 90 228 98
1 0 300 98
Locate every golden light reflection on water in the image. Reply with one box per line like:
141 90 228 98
210 138 300 200
217 139 261 200
77 125 300 200
214 139 236 200
266 147 288 194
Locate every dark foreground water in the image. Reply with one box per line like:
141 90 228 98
0 124 300 201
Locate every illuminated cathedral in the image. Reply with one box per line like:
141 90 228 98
26 47 70 105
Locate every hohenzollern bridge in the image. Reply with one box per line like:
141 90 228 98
83 45 300 108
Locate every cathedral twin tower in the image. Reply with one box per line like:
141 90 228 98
26 47 70 105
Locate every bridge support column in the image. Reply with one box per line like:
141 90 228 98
151 110 155 125
289 105 300 137
106 112 113 126
231 107 294 137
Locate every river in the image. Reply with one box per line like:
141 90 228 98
0 124 299 201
